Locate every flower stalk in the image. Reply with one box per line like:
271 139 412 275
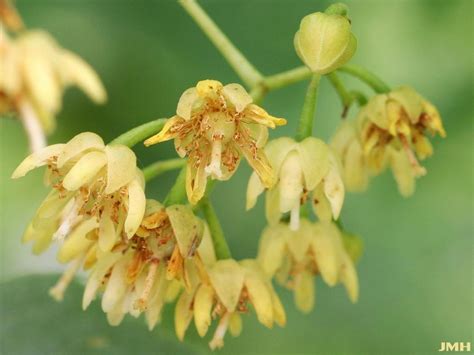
338 64 390 93
327 72 352 117
142 158 185 182
179 0 264 88
110 118 167 147
296 73 321 141
200 197 232 260
163 166 187 206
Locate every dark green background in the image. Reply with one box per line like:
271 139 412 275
1 0 472 354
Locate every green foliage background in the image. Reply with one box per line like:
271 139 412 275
1 0 472 354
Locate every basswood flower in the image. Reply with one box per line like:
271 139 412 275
12 132 146 299
357 86 446 196
258 220 358 313
294 8 356 74
81 200 216 328
175 259 286 350
0 28 106 152
0 0 23 31
144 80 286 204
246 137 344 230
330 120 369 192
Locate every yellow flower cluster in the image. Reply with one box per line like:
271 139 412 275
332 86 446 196
1 23 106 151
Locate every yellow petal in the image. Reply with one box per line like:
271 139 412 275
62 151 107 191
176 87 200 119
166 205 202 257
197 223 216 266
144 116 184 146
366 94 389 129
57 218 98 263
257 224 287 276
278 150 304 213
389 148 416 197
311 184 332 222
105 145 137 194
343 140 369 192
208 259 244 312
243 104 287 128
222 83 252 112
297 137 330 190
193 283 214 337
264 137 297 176
265 186 281 225
242 263 274 328
294 270 314 314
287 220 312 262
82 251 122 310
389 86 423 124
323 155 345 220
57 132 105 168
124 179 146 238
311 222 344 286
340 253 359 303
246 172 265 210
186 159 208 205
174 290 195 341
98 214 116 252
101 253 131 312
11 144 65 178
270 288 286 327
60 50 107 103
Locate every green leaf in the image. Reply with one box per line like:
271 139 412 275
0 274 205 355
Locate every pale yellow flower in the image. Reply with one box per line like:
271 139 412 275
175 259 285 350
246 137 344 230
258 220 358 313
81 199 216 328
0 0 24 31
331 120 369 192
357 86 446 196
144 80 286 205
0 29 106 151
12 132 146 299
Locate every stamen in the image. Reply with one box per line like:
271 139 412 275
205 139 223 178
18 99 46 153
49 255 84 301
290 204 300 231
134 260 159 311
209 312 231 350
53 197 83 241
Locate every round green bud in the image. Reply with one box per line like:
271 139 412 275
294 10 357 74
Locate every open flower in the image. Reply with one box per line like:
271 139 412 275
175 259 286 350
81 200 216 328
12 132 146 299
246 137 344 230
0 29 106 152
330 120 369 192
258 220 358 313
144 80 286 204
357 86 446 196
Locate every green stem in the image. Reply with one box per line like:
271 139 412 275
109 118 167 148
179 0 263 88
263 66 311 91
249 85 267 105
349 90 368 106
296 73 321 141
338 64 390 93
163 166 187 206
142 158 185 182
200 197 232 259
327 72 352 117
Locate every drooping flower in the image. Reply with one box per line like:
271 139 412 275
0 28 106 152
294 7 357 74
144 80 286 204
81 200 216 328
330 119 369 192
258 220 358 313
356 86 446 196
246 136 344 230
175 258 286 350
12 132 146 300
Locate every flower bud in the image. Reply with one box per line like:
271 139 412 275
294 7 357 74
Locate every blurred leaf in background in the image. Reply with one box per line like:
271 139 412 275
0 0 472 354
